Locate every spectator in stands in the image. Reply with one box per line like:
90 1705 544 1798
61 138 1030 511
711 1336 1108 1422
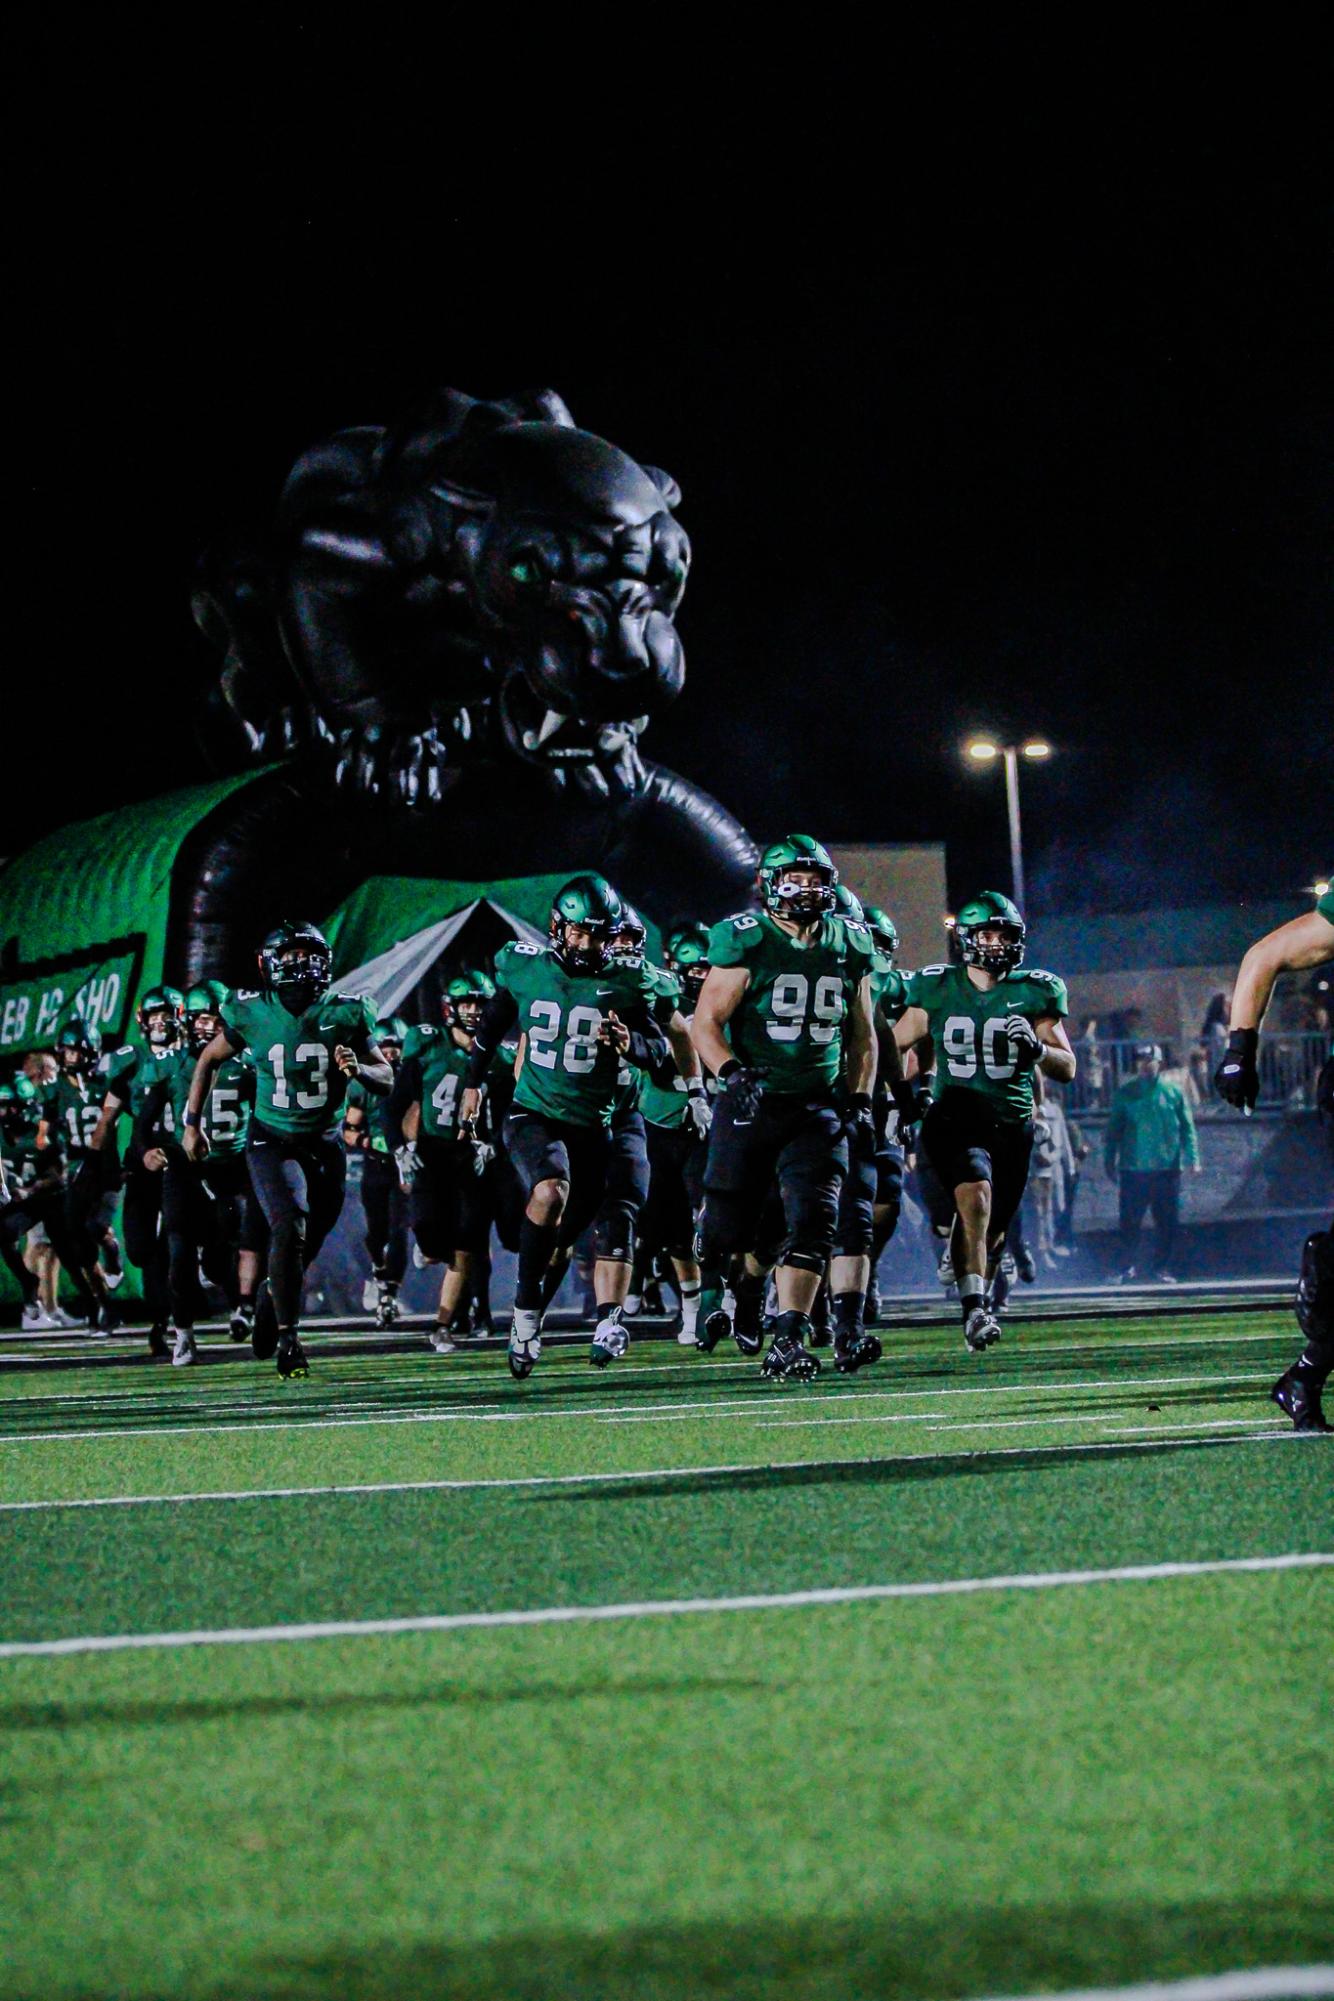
1105 1042 1203 1284
1038 1081 1081 1261
1200 991 1231 1092
1074 1017 1105 1110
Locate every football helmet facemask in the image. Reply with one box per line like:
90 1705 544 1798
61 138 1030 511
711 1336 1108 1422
259 920 333 1003
137 985 185 1047
863 904 899 962
184 980 229 1052
444 971 497 1036
758 835 839 921
549 874 624 975
954 891 1026 975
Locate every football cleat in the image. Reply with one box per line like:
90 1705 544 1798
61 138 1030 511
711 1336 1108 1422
964 1306 1002 1352
101 1238 125 1291
1270 1365 1330 1433
276 1331 310 1380
229 1302 255 1344
375 1282 400 1328
429 1326 458 1355
760 1316 822 1383
361 1277 379 1313
589 1316 629 1368
21 1302 55 1330
507 1308 543 1379
171 1328 199 1368
696 1307 732 1354
937 1245 956 1288
147 1321 172 1359
251 1284 280 1360
47 1305 88 1329
834 1329 882 1374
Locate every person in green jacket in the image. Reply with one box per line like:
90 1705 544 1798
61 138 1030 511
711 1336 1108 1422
1105 1042 1202 1283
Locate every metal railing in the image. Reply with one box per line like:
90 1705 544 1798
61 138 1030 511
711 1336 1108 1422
1065 1031 1329 1118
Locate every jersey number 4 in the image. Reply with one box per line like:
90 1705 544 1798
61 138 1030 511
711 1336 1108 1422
942 1016 1018 1082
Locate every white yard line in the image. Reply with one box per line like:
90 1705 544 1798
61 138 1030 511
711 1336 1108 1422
1 1553 1326 1661
973 1968 1334 2001
0 1428 1301 1516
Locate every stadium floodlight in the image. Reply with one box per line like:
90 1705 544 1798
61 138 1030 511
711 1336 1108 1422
962 734 1055 912
1314 879 1330 899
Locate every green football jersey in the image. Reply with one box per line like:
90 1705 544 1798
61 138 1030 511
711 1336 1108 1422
41 1072 107 1156
903 961 1069 1123
99 1042 188 1127
872 959 911 1023
222 988 378 1136
706 910 877 1093
402 1025 475 1141
496 942 662 1129
154 1048 254 1156
1 1118 53 1190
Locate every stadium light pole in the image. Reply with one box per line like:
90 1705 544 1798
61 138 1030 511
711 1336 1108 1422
964 736 1053 912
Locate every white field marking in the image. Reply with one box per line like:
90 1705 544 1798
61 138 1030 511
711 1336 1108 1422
973 1967 1334 2001
758 1377 1275 1428
1 1553 1327 1662
0 1428 1303 1518
0 1371 1281 1448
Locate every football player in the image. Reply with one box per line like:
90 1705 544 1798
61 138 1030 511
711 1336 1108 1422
35 1020 122 1331
1215 885 1334 1431
1 1076 75 1328
393 973 500 1352
459 875 671 1378
862 903 922 1326
343 1015 409 1328
88 986 188 1355
893 892 1075 1353
134 982 262 1365
637 928 714 1343
691 835 878 1382
182 920 392 1379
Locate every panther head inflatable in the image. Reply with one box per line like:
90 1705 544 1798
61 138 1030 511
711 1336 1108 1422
194 388 691 802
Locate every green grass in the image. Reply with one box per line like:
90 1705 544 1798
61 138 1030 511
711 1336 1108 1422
1 1308 1329 2000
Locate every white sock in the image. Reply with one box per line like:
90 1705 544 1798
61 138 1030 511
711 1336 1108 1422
679 1286 701 1336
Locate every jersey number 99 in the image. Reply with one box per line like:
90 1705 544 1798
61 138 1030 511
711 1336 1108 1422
766 974 844 1044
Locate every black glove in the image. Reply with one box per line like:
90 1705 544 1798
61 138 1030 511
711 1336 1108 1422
1215 1028 1259 1111
718 1060 764 1121
844 1090 876 1150
1003 1013 1043 1070
891 1078 932 1125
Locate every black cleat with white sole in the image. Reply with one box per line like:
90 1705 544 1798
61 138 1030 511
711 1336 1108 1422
963 1306 1002 1352
760 1313 822 1383
276 1331 309 1380
834 1330 882 1374
1270 1365 1330 1433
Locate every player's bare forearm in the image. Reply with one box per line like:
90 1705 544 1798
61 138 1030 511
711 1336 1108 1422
1230 911 1334 1031
843 977 877 1096
690 966 749 1077
187 1032 231 1120
1038 1018 1077 1084
666 1012 701 1084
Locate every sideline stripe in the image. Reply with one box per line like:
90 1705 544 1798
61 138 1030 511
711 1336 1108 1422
0 1553 1327 1660
0 1428 1302 1515
0 1370 1278 1447
975 1969 1334 2001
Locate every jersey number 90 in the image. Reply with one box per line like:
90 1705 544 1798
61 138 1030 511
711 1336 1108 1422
941 1015 1017 1082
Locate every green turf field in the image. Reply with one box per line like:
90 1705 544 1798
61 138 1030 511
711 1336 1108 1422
1 1307 1329 2001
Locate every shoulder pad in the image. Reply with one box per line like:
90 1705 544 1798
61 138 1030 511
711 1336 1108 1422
231 989 261 1003
1025 969 1063 989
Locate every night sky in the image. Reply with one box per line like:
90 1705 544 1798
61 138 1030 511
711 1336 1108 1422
14 27 1330 916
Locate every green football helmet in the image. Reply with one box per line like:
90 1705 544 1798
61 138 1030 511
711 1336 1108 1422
863 904 899 960
55 1019 99 1072
0 1082 18 1130
758 835 838 920
670 933 711 1004
375 1014 409 1061
833 884 865 923
259 919 332 1001
137 984 185 1046
954 890 1026 975
665 921 710 969
184 980 230 1051
549 874 624 974
445 970 497 1035
610 904 648 969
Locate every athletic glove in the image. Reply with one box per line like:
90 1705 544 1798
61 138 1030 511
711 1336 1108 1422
1215 1028 1259 1112
844 1090 876 1150
718 1060 764 1121
684 1081 713 1140
394 1142 419 1190
890 1077 932 1125
468 1138 495 1179
1004 1014 1043 1069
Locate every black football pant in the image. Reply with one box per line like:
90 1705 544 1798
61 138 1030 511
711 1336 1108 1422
595 1108 650 1262
1 1184 99 1315
698 1091 847 1276
505 1109 611 1252
162 1152 265 1328
641 1121 707 1264
360 1153 409 1284
245 1122 347 1329
1117 1169 1181 1273
411 1134 494 1263
122 1161 169 1327
921 1089 1035 1241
